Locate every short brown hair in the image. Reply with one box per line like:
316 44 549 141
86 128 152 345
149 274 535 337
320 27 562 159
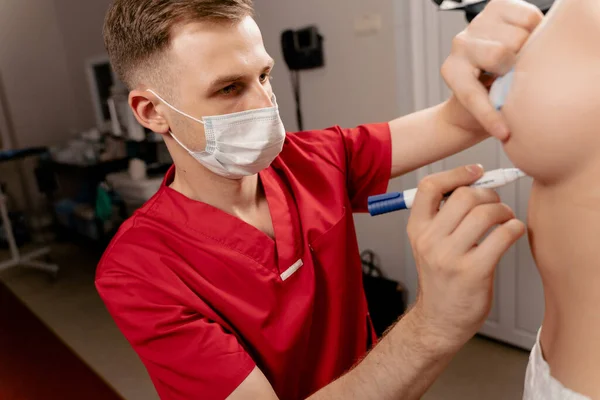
104 0 254 91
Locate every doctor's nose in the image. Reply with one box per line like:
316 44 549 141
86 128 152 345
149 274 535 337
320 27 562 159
248 83 274 110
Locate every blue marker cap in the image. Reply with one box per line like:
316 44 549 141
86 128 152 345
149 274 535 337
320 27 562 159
368 192 407 216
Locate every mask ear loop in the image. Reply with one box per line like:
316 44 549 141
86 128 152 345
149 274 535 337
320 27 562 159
167 129 201 154
146 89 206 125
146 89 206 153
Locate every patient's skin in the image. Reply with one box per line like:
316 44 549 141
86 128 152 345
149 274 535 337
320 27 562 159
501 0 600 396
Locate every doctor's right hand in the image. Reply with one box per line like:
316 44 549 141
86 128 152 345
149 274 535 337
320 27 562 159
406 164 525 349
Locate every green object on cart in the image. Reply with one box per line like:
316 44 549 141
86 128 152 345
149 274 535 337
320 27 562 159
96 184 112 221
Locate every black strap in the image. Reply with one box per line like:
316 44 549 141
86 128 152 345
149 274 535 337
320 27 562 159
291 71 303 131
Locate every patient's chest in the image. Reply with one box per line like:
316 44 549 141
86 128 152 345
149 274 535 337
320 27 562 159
500 0 600 185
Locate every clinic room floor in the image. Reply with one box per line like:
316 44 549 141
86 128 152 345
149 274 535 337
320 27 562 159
0 243 530 400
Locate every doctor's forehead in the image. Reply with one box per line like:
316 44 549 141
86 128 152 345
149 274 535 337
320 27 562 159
168 17 270 81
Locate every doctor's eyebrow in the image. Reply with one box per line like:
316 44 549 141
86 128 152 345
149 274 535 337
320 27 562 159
208 74 245 90
207 59 276 90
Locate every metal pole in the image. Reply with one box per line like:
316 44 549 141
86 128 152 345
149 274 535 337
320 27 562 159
0 70 15 150
0 184 19 262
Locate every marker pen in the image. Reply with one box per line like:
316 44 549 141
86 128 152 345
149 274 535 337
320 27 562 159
368 168 527 216
489 67 515 110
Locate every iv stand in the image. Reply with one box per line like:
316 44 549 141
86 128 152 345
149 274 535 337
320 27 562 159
0 185 58 276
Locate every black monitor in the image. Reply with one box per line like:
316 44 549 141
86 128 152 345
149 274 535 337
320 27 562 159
85 56 122 132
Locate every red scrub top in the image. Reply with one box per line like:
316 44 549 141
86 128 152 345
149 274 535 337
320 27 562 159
96 123 391 400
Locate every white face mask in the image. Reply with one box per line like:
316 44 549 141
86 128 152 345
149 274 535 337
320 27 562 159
148 89 286 179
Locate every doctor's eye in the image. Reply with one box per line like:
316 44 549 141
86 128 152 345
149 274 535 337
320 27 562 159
219 84 240 96
260 72 272 84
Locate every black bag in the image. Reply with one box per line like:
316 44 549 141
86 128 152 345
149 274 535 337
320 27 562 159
361 250 407 338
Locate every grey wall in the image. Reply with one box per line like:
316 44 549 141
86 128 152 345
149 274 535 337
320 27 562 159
254 0 416 284
0 1 110 211
254 0 410 130
0 0 111 150
0 1 78 149
0 1 77 211
52 0 113 132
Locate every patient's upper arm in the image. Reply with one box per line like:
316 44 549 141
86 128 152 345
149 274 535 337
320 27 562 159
500 0 600 184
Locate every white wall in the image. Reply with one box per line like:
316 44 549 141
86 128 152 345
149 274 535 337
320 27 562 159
254 0 416 285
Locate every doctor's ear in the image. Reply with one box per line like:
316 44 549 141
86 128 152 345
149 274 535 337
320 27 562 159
129 90 170 135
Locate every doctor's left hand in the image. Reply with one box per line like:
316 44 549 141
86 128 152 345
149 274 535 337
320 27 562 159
441 0 543 141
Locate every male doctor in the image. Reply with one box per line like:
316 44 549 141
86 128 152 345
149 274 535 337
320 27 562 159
96 0 543 399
